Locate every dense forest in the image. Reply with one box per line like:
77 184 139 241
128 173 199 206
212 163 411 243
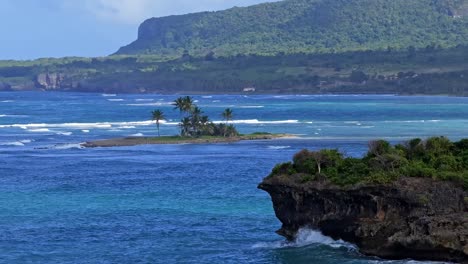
117 0 468 57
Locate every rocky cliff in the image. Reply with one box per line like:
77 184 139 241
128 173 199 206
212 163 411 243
258 176 468 262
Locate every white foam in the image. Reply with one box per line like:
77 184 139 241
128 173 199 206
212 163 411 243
53 143 84 150
82 130 90 133
239 106 265 109
107 99 124 102
0 119 297 131
252 228 354 250
0 100 14 103
19 139 33 143
383 120 442 123
0 114 28 118
119 126 136 129
130 133 144 137
202 96 213 98
0 141 25 146
126 102 172 106
135 99 154 102
0 121 152 130
56 132 73 136
28 128 50 133
267 146 291 150
214 119 298 125
102 94 116 97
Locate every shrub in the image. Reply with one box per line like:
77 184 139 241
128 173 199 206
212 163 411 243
402 161 436 178
270 162 295 177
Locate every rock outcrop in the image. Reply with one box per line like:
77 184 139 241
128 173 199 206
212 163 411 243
258 176 468 263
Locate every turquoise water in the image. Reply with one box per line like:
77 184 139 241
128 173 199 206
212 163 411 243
1 92 467 263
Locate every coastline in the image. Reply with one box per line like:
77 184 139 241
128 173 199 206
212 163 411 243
81 133 295 148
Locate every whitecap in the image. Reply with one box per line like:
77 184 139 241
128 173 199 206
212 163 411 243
267 146 291 150
213 119 298 125
126 102 172 106
53 143 84 150
102 94 116 97
107 99 124 102
82 130 90 133
135 99 154 102
239 106 264 109
202 96 213 98
56 132 73 136
28 128 50 133
212 100 221 103
130 133 144 137
252 228 354 250
119 126 136 129
0 100 14 103
0 114 28 118
19 139 33 143
0 141 25 146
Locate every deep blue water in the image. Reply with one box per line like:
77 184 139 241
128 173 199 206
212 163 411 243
1 92 467 263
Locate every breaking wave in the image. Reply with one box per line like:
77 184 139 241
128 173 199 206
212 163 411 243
252 228 354 250
267 146 291 150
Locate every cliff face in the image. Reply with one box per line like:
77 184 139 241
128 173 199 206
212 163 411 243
258 177 468 262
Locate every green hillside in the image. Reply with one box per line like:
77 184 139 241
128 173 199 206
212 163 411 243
116 0 468 57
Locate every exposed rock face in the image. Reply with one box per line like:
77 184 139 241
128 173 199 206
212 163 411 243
258 176 468 263
33 73 83 91
36 73 64 89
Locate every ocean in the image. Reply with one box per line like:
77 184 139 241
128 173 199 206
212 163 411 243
1 92 467 263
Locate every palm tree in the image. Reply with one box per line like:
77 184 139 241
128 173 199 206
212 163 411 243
180 117 192 137
151 109 165 137
173 97 185 117
222 108 233 124
190 106 203 134
182 96 194 114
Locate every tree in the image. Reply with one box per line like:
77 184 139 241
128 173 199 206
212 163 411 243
173 97 185 117
151 109 165 137
222 108 233 123
180 117 192 137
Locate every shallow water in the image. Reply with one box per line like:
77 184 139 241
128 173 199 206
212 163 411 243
1 92 465 263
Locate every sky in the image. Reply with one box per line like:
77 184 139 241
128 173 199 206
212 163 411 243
0 0 276 60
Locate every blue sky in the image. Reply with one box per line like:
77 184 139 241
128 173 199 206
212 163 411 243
0 0 276 60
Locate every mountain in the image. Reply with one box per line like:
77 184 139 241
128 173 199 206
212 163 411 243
116 0 468 57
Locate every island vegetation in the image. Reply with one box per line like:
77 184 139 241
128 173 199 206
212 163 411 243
82 96 289 148
269 136 468 189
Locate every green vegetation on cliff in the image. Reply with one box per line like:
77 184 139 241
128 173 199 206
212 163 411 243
1 45 468 95
116 0 468 57
269 137 468 188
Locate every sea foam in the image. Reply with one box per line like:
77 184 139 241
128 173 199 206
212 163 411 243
252 228 354 250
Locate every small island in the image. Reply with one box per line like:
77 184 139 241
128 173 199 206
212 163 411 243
82 133 291 148
82 96 292 148
259 136 468 263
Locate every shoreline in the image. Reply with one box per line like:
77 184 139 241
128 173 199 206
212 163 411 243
1 90 466 98
81 133 296 148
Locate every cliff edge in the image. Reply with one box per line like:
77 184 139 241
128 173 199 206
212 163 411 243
259 176 468 262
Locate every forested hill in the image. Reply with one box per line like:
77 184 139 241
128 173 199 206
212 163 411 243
116 0 468 57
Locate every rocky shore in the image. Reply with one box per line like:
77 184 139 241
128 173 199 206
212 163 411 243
259 176 468 263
